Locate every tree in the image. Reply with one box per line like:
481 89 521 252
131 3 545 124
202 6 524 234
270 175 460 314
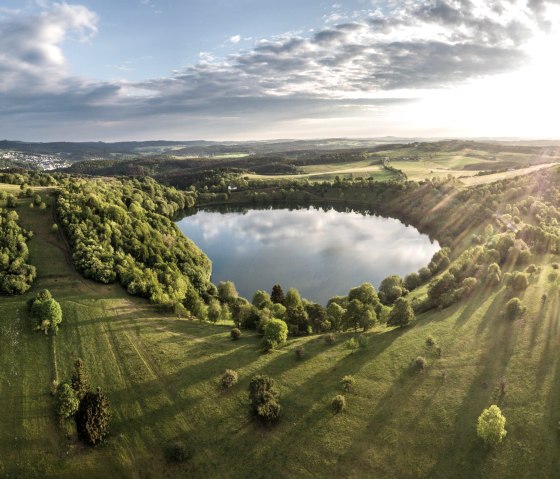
404 272 421 291
270 284 285 304
305 303 328 333
387 297 415 328
252 290 272 309
348 283 378 305
71 358 90 400
248 375 281 424
506 297 525 319
327 302 345 331
57 382 80 418
218 281 238 304
477 405 507 447
263 318 288 351
76 387 111 445
6 195 16 208
207 298 222 323
43 298 63 334
332 395 346 414
379 275 404 304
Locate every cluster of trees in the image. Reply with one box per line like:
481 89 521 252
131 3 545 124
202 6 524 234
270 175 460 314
0 208 36 294
56 359 110 445
56 177 212 307
29 289 62 334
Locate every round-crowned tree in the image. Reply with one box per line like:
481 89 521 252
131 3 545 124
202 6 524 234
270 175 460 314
263 318 288 351
56 382 79 418
75 387 111 445
387 297 415 328
248 375 281 424
477 405 507 447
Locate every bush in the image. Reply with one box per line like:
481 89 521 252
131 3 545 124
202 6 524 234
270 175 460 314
404 272 420 291
165 442 192 463
75 388 111 445
511 272 529 291
552 263 560 270
506 297 525 320
358 335 368 349
387 297 415 327
248 375 281 424
477 405 507 447
220 369 239 389
57 382 80 418
295 347 305 360
230 327 241 340
324 333 336 345
414 356 427 372
425 336 435 347
341 375 355 392
345 337 358 352
332 395 346 414
526 264 537 274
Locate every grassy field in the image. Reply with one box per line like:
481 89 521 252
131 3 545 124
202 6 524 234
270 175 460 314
2 182 560 478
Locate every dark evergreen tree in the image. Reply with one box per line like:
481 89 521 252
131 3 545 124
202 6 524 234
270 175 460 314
270 284 285 304
76 387 111 445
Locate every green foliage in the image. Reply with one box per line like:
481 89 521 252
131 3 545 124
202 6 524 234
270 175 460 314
270 284 285 304
252 290 272 309
414 356 427 372
326 302 345 332
477 405 507 447
387 297 415 328
56 177 209 307
404 272 421 291
218 281 238 304
29 290 62 334
207 298 222 323
324 333 336 345
345 337 358 352
230 327 241 340
427 272 456 309
341 375 355 392
76 388 111 445
506 297 525 320
248 375 281 425
57 382 80 418
0 208 36 294
344 299 377 332
348 282 378 305
510 271 529 291
263 318 288 351
71 358 90 400
379 275 405 304
220 369 239 389
332 395 346 414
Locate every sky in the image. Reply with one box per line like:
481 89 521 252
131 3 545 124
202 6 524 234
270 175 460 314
1 0 560 141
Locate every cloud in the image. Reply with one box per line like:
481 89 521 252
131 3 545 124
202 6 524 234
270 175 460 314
0 1 558 140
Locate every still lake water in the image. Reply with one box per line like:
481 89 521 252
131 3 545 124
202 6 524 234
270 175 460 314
176 206 440 305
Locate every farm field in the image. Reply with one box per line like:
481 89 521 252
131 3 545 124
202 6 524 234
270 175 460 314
1 180 560 478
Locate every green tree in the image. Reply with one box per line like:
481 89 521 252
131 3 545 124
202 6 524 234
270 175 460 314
263 318 288 351
218 281 238 304
404 272 421 291
379 275 405 304
477 405 507 447
207 298 222 323
71 358 90 400
76 387 111 445
252 290 272 309
348 282 378 305
387 297 415 328
326 302 345 331
270 284 285 304
57 382 80 418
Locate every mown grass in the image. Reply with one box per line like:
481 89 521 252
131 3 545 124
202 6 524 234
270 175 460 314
1 183 560 477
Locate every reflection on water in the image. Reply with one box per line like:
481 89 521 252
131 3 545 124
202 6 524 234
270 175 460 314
176 206 440 304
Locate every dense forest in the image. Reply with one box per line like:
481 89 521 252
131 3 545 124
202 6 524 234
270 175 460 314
56 176 212 307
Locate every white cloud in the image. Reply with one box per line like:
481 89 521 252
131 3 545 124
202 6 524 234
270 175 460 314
229 34 241 44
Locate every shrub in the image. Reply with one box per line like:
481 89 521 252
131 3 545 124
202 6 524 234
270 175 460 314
345 337 358 352
341 375 355 392
552 263 560 270
324 333 336 345
51 223 59 233
57 382 80 418
477 405 507 447
71 358 90 400
404 272 420 291
220 369 239 389
435 346 443 358
230 327 241 340
526 264 537 274
165 442 193 463
358 335 368 349
295 347 305 360
414 356 427 372
248 375 281 425
511 272 529 291
506 297 525 320
332 395 346 414
75 387 111 445
425 336 435 347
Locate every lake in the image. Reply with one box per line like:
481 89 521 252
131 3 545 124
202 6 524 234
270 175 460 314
176 205 440 305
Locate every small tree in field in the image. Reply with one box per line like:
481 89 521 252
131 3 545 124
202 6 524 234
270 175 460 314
263 318 288 351
477 405 507 447
221 369 239 389
71 358 90 400
332 395 346 414
248 375 281 424
57 382 79 418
